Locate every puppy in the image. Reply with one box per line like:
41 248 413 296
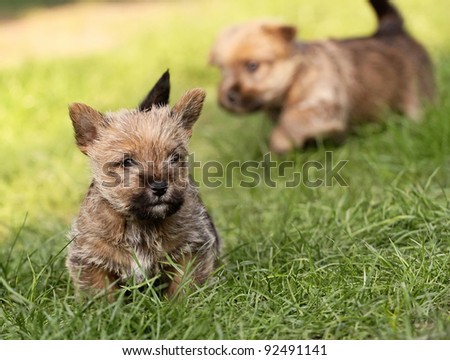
210 0 435 154
66 71 220 298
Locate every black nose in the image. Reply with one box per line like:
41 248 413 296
227 88 239 104
150 181 168 197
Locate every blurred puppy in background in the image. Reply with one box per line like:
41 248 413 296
209 0 435 154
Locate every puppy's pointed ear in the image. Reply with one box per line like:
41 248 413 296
171 89 206 133
262 24 297 42
138 70 170 112
69 103 103 154
209 26 236 66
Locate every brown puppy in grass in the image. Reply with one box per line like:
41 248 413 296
66 71 220 299
210 0 435 154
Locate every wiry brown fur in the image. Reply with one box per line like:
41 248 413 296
66 73 220 298
210 0 435 154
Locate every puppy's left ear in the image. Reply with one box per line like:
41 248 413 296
172 89 206 133
263 24 297 42
138 70 170 111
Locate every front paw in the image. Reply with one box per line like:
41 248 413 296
269 127 298 155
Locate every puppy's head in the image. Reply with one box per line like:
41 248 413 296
69 71 206 221
210 21 298 113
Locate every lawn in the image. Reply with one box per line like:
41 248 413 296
0 0 449 339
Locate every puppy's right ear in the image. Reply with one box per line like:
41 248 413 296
262 24 297 43
69 103 103 154
138 70 170 111
208 26 237 66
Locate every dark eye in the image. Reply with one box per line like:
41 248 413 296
170 153 181 164
122 158 136 168
245 61 260 73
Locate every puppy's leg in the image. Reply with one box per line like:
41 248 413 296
69 262 120 300
270 103 348 154
401 89 422 122
164 254 191 298
163 251 216 297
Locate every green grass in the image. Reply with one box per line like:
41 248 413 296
0 0 449 339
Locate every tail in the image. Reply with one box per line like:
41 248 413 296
369 0 405 36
